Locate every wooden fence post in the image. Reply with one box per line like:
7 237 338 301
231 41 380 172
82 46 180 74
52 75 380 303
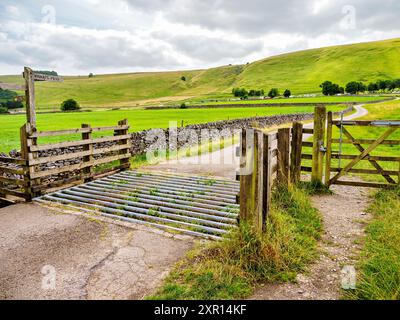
82 124 93 182
325 112 333 186
262 133 273 227
277 128 291 187
115 119 131 170
20 124 32 201
252 130 264 233
312 105 327 183
239 129 253 222
23 67 36 127
290 122 303 185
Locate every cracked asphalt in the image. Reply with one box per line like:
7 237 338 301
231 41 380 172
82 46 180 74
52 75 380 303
0 203 194 300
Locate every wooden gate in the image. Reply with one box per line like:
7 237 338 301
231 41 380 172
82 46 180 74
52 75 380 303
325 112 400 188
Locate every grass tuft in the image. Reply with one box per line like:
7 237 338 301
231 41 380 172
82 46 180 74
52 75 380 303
345 187 400 300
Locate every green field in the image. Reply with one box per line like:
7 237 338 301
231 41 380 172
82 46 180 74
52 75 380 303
0 105 345 153
195 96 390 106
1 38 399 110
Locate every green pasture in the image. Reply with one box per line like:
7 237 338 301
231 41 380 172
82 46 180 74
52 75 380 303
0 105 345 153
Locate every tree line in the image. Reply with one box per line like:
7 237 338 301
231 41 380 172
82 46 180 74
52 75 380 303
232 87 291 99
320 79 400 96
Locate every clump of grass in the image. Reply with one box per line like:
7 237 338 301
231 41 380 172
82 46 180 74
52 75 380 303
298 180 332 195
148 185 322 300
345 187 400 300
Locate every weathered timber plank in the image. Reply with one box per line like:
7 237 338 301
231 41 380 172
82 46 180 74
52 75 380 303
332 120 400 127
29 134 131 152
30 154 130 179
0 166 25 175
290 122 303 184
329 168 398 175
331 154 400 162
333 180 397 188
0 176 28 187
29 125 130 138
325 112 333 186
331 139 400 145
277 128 290 187
0 157 27 165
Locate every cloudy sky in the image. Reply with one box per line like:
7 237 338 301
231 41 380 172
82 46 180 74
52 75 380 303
0 0 399 75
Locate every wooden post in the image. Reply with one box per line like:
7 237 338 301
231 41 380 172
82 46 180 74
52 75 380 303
277 128 291 187
290 122 303 185
82 124 93 182
20 123 35 201
312 105 327 183
115 119 131 170
262 133 273 226
252 130 264 233
23 67 36 128
325 112 333 186
239 129 254 222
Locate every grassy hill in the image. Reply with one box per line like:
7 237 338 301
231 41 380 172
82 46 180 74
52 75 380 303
1 38 399 110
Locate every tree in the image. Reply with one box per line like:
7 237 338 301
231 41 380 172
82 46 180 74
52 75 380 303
367 82 379 92
283 89 291 98
89 73 94 78
387 80 397 91
232 87 248 98
345 81 366 94
377 79 389 92
4 100 23 109
320 81 342 96
61 99 80 112
268 88 279 99
181 76 186 81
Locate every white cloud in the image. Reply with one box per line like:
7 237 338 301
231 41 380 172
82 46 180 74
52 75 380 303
0 0 399 75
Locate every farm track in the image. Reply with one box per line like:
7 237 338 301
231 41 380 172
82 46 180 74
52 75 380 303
251 182 372 300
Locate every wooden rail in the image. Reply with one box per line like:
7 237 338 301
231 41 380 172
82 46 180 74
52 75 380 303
1 120 132 202
26 120 131 198
0 157 29 202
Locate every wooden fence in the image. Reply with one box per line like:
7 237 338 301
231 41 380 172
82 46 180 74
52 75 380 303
237 122 303 233
0 120 131 202
0 156 29 202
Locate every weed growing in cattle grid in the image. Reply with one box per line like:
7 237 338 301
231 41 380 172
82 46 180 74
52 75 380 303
150 188 159 196
127 190 139 202
148 185 322 300
203 179 216 186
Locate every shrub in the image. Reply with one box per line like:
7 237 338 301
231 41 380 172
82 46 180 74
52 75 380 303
320 81 343 96
89 73 94 78
0 106 9 114
283 89 291 98
61 99 80 111
180 102 188 109
268 88 279 99
181 76 186 81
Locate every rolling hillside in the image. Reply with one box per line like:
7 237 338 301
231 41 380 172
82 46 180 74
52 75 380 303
1 38 399 110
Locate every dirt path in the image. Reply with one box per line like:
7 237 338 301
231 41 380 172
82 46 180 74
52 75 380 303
251 183 372 300
0 203 193 300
